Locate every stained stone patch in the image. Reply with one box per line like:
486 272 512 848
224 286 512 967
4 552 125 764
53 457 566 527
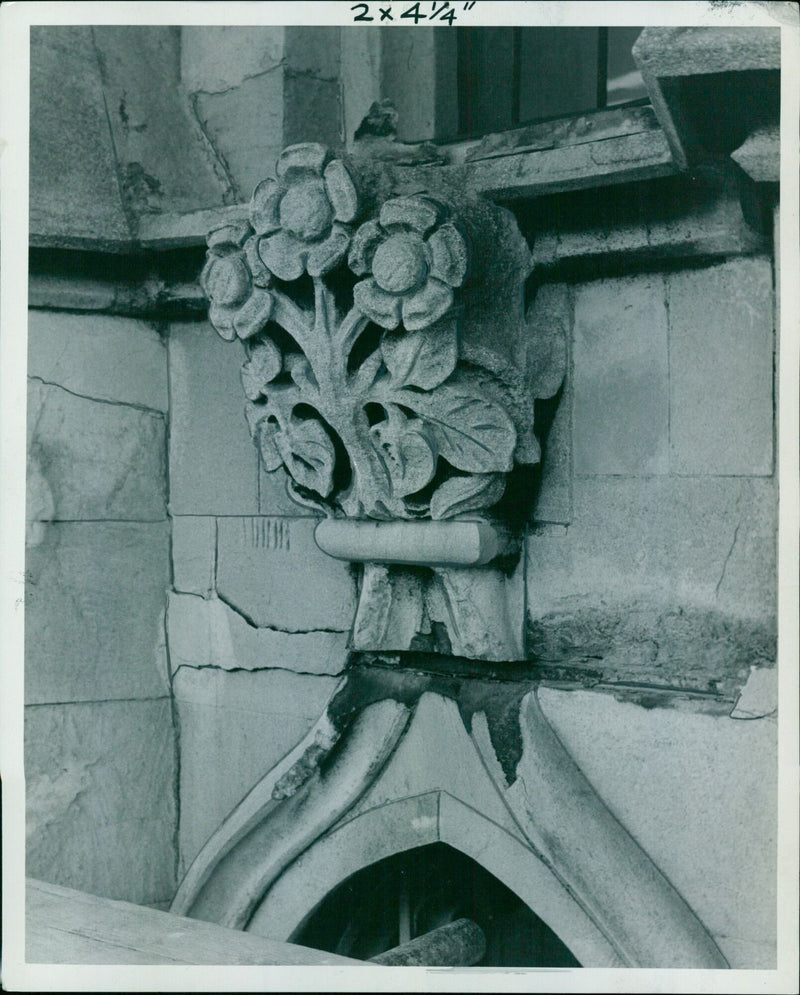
27 310 168 411
173 666 339 873
25 698 176 906
537 686 777 967
25 522 170 704
216 517 356 631
27 381 166 521
167 591 349 676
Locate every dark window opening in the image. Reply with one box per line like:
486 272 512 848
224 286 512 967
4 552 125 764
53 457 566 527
456 26 646 138
291 842 582 967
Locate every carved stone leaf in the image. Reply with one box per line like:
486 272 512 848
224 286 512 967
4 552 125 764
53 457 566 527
286 476 332 514
370 418 437 498
430 472 506 520
241 340 282 400
387 385 516 474
276 417 336 498
245 402 283 472
380 314 457 391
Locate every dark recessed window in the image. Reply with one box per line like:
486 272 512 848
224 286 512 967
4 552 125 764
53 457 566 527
456 27 646 137
292 842 581 967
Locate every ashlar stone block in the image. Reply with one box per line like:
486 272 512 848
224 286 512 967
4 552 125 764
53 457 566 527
526 475 776 623
168 323 259 516
216 517 356 632
27 310 168 411
573 272 669 475
180 26 285 94
25 522 170 705
25 698 176 906
167 591 348 676
668 256 774 476
173 666 339 873
171 516 216 596
27 381 166 522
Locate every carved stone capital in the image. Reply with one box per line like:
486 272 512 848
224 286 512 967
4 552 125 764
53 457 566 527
202 142 560 660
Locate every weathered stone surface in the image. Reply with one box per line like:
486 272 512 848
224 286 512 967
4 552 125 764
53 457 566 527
25 522 170 704
173 666 339 873
284 26 341 81
215 517 356 631
171 516 216 596
284 75 343 161
29 27 131 248
668 257 774 476
27 381 166 522
526 475 776 624
167 592 348 676
632 26 780 77
527 604 775 700
27 310 168 411
194 72 286 201
537 687 777 964
573 273 669 475
25 698 176 905
180 26 285 94
167 322 259 515
92 27 230 216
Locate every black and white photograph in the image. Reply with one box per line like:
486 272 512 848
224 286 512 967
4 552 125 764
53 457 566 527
1 2 798 991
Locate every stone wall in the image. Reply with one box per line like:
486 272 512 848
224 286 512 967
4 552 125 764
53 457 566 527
163 251 777 965
25 310 176 906
167 322 351 873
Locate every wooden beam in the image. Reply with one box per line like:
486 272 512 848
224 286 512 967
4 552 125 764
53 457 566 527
370 918 486 967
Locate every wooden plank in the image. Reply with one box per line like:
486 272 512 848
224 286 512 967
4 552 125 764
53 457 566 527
464 103 660 162
26 879 364 966
371 919 486 967
454 129 676 201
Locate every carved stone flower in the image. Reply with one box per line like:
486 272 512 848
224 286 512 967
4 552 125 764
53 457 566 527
249 143 359 280
201 221 275 341
349 197 468 331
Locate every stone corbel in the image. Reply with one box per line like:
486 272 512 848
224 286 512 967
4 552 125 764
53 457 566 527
202 142 558 661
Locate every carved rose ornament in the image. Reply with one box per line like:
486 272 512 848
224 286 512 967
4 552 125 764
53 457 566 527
202 143 520 521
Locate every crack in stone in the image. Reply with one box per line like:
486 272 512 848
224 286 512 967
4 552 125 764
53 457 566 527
28 376 167 416
171 662 344 680
214 590 347 634
715 517 743 597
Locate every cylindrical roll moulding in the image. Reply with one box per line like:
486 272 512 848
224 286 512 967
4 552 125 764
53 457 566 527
314 519 510 567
